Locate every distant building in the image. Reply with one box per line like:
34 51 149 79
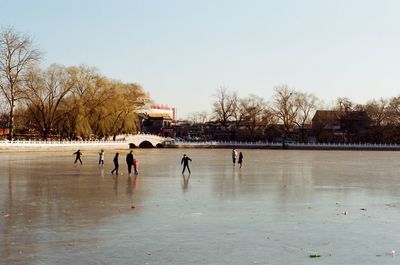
147 104 176 120
312 110 342 142
138 102 177 137
312 110 371 142
142 115 173 136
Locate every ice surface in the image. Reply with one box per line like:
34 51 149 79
1 149 400 264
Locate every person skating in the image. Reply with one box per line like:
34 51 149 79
238 152 243 168
111 152 119 175
73 149 83 165
126 151 134 176
181 154 192 174
232 148 238 165
98 149 104 166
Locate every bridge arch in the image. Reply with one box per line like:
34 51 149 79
125 134 167 148
139 140 154 148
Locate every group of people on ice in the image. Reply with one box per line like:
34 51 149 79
73 148 244 175
231 148 243 168
181 148 244 174
110 150 139 176
73 149 138 176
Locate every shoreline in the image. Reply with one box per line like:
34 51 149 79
1 143 400 151
165 144 400 151
166 145 400 151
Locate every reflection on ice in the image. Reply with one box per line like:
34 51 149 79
181 174 190 192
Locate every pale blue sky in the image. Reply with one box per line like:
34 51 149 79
1 0 400 118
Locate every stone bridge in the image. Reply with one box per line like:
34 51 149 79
125 134 168 148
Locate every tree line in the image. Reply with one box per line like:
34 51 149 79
0 27 146 140
188 87 400 143
195 86 318 141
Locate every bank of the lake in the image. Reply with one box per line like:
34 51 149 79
165 141 400 151
1 139 400 151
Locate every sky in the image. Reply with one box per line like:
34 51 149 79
1 0 400 118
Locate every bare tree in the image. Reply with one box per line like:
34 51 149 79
232 99 247 127
387 96 400 126
272 85 299 132
23 64 75 139
294 92 318 127
294 92 319 141
240 94 267 139
188 111 209 124
261 108 277 126
212 87 238 127
0 27 41 140
335 97 353 112
197 111 209 124
363 98 389 127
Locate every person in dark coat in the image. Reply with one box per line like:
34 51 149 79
111 153 119 175
238 152 243 168
73 149 83 165
181 154 192 174
126 151 134 176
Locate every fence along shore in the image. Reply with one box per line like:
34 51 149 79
165 140 400 151
1 139 400 151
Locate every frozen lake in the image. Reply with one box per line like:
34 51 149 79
1 149 400 265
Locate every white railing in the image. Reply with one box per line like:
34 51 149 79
0 139 127 144
0 139 128 148
167 140 400 149
0 133 165 144
2 138 400 150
